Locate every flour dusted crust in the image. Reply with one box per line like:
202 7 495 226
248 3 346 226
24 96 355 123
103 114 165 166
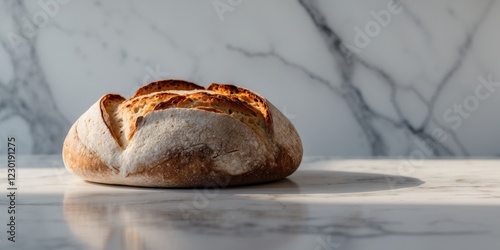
62 80 303 187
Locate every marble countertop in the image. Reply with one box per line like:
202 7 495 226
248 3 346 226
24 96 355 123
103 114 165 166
0 155 499 250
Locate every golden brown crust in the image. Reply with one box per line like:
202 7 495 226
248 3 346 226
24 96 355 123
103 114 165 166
154 92 269 140
63 122 116 180
64 123 296 187
63 79 303 188
207 83 273 133
124 144 296 188
100 94 125 147
133 79 204 98
114 92 179 146
154 93 257 117
195 107 224 113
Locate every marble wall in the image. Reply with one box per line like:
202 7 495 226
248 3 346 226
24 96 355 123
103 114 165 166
1 0 499 157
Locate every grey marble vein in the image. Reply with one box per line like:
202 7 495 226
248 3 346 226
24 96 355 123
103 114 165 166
296 0 494 156
0 1 69 154
1 0 499 156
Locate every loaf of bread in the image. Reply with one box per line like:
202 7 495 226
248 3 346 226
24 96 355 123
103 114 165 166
62 80 303 187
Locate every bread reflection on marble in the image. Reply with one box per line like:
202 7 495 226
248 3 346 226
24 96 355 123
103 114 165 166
61 168 423 250
63 182 306 250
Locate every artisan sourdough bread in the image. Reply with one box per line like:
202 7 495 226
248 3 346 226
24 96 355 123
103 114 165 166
62 80 302 187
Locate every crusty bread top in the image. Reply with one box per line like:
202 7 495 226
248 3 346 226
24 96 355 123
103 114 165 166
66 79 303 181
208 83 272 127
132 79 204 98
99 80 273 149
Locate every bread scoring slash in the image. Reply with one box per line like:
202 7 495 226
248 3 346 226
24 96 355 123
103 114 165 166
62 79 303 187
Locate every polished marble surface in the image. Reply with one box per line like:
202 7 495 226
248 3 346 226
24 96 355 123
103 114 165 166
0 155 499 250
